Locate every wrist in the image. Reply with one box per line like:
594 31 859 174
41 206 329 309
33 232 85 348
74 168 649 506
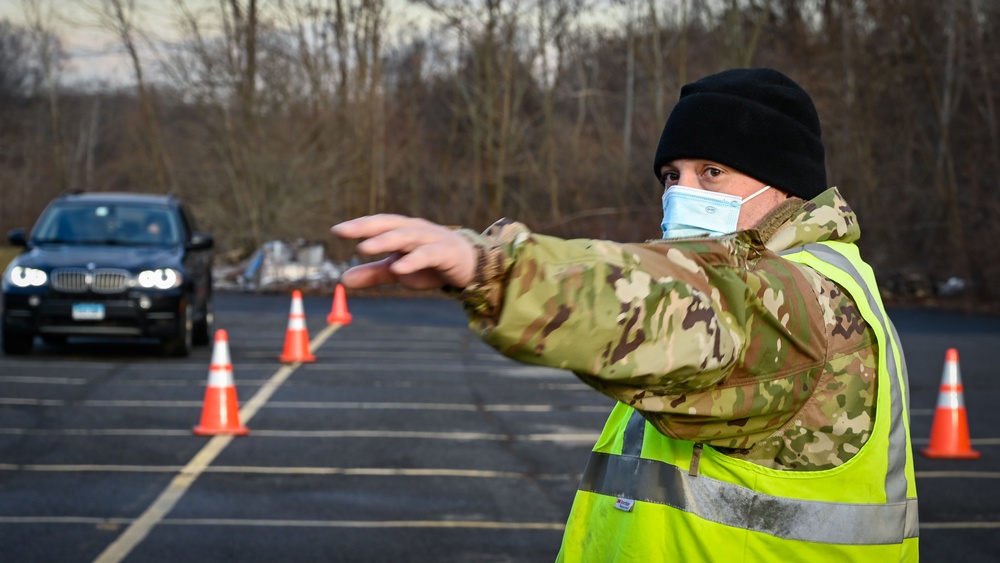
443 229 511 318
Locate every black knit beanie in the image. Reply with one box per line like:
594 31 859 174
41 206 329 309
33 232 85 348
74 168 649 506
652 68 827 200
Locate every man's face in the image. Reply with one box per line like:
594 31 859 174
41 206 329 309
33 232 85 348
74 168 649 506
659 159 785 230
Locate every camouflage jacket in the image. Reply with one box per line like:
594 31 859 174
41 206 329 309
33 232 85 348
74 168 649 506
453 187 877 471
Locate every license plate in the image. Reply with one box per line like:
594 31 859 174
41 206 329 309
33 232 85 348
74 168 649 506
72 303 105 321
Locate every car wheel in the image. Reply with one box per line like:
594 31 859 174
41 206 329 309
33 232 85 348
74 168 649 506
193 292 213 346
162 301 192 357
2 329 34 355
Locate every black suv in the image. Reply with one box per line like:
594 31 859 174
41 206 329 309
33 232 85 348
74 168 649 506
2 192 214 356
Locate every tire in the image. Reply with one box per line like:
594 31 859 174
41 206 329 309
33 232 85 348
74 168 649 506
162 301 192 357
2 330 33 355
192 292 213 346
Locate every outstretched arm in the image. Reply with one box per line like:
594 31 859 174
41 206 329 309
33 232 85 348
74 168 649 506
331 214 477 290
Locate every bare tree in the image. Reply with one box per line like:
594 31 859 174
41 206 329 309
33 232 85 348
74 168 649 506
720 0 768 67
21 0 66 190
536 0 571 219
81 0 176 192
0 18 52 235
622 1 636 183
2 0 996 305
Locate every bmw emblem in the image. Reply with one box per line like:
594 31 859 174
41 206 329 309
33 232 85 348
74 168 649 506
87 262 97 270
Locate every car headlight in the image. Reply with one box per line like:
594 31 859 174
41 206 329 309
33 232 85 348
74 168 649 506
137 268 183 290
7 266 48 288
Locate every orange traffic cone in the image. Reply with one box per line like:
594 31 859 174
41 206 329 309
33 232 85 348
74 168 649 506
280 290 316 363
922 348 980 459
194 329 249 436
327 283 353 325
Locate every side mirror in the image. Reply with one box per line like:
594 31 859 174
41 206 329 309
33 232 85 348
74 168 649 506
7 229 27 247
187 232 214 251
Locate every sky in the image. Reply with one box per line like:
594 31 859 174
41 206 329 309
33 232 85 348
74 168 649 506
0 0 636 90
0 0 181 88
0 0 441 89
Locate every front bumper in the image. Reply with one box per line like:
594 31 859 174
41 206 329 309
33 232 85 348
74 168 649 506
2 289 184 339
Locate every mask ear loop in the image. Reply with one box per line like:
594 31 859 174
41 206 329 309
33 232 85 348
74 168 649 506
742 185 771 203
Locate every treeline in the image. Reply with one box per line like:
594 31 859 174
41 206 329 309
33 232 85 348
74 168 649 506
1 1 998 301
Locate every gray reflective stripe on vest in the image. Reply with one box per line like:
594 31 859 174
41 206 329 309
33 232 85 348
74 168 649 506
622 406 646 457
578 242 918 545
791 243 912 504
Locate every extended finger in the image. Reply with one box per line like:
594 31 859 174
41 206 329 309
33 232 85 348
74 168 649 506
339 257 400 289
331 214 432 240
389 240 475 288
355 224 456 257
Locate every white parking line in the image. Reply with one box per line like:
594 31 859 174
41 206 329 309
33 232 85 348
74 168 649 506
244 350 503 362
7 426 1000 446
93 434 237 563
303 363 479 371
919 522 1000 529
911 438 1000 445
0 361 119 369
0 363 582 378
4 516 999 532
0 376 89 385
0 463 186 472
0 428 602 442
204 466 577 480
207 429 603 442
0 516 565 531
0 376 278 386
262 401 610 412
0 429 193 436
0 516 133 525
15 464 993 484
92 323 343 563
0 463 579 480
0 399 610 412
0 399 203 407
915 471 1000 479
324 341 487 350
161 518 566 530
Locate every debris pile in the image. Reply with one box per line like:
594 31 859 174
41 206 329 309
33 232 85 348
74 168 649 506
214 240 347 292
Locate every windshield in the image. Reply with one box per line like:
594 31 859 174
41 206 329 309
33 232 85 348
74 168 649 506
31 202 183 246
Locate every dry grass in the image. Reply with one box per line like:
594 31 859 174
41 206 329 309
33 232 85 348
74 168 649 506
0 246 21 271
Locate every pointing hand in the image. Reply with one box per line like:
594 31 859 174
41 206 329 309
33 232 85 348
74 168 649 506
331 214 476 290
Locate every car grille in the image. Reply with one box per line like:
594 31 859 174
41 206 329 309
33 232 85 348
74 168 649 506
51 268 130 294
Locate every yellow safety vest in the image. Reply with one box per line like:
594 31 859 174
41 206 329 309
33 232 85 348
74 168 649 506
556 241 919 562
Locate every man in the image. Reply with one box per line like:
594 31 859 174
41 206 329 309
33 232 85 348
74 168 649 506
136 213 169 244
333 68 918 561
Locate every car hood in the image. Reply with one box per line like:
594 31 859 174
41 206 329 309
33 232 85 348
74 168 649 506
15 245 184 271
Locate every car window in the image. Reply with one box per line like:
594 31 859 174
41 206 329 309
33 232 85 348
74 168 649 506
177 205 197 240
32 203 182 246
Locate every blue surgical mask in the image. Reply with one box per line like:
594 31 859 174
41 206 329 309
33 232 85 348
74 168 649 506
660 185 771 239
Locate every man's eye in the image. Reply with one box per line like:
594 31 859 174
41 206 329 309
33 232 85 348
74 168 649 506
705 167 723 177
663 172 679 184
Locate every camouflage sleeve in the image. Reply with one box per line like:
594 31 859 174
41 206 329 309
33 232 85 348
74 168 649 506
451 219 827 447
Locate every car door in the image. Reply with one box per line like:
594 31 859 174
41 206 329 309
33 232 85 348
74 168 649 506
177 204 213 314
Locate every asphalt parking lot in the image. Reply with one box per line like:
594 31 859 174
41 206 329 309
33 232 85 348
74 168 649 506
1 293 999 562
